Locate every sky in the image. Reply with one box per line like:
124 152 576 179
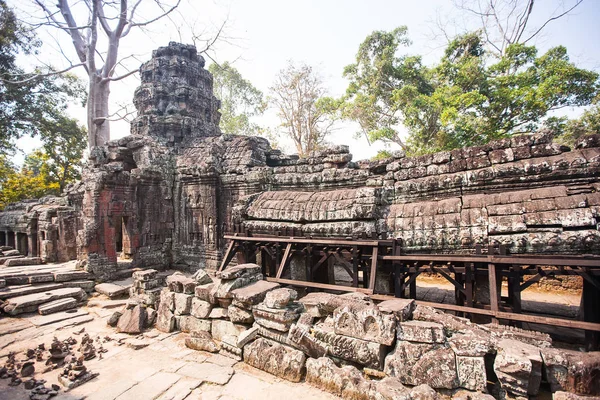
10 0 600 162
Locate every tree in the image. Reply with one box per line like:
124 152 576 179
0 151 59 210
0 0 84 155
338 28 599 155
270 62 335 157
208 61 267 136
38 114 87 192
453 0 584 58
28 0 184 149
545 104 600 146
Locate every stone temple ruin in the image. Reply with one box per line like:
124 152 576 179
0 42 599 399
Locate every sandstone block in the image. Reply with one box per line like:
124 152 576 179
208 307 229 319
385 341 459 388
217 263 261 280
313 324 385 369
117 305 147 334
237 326 259 348
185 331 219 353
156 300 175 333
107 311 122 327
298 292 341 317
377 298 415 322
178 316 211 333
191 268 212 285
449 332 493 357
333 304 396 346
494 338 543 397
397 320 445 344
541 348 600 395
228 305 254 324
95 283 129 298
3 287 86 315
305 357 372 400
287 323 327 358
231 280 280 309
243 338 306 382
173 292 192 315
264 288 297 309
194 283 214 303
253 303 302 332
38 298 78 315
211 319 246 342
190 297 212 319
456 355 487 392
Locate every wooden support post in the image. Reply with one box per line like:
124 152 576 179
488 263 500 324
465 262 474 321
218 239 237 272
276 243 293 279
352 245 359 288
395 263 404 298
368 245 378 291
582 276 600 351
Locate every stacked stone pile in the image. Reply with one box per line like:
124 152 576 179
144 265 600 400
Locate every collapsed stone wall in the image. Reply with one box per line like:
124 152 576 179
117 265 600 400
0 42 598 280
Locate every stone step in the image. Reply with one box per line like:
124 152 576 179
95 282 130 298
61 280 96 292
0 255 24 265
0 283 64 300
38 297 78 315
53 270 94 282
0 265 93 285
2 287 86 316
4 257 42 266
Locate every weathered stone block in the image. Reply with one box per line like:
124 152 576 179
228 305 254 324
217 263 261 280
194 283 214 303
38 298 78 315
385 340 458 389
243 338 306 382
117 304 147 334
253 302 303 332
211 319 247 342
378 298 415 322
456 355 487 392
541 348 600 395
333 304 396 346
178 316 211 333
231 280 280 309
305 357 372 400
156 300 175 333
397 320 445 344
298 292 341 317
190 297 212 319
264 288 297 309
287 323 327 358
313 324 385 369
174 293 193 315
185 331 219 352
494 338 543 397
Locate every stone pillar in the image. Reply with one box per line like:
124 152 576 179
28 233 37 257
0 231 5 246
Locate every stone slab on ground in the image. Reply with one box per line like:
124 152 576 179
4 257 42 266
53 270 94 282
95 283 130 298
115 371 181 400
176 361 234 385
2 287 86 315
28 309 89 326
0 318 32 336
38 297 78 315
61 280 96 292
0 283 63 300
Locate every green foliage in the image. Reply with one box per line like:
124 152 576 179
208 62 267 136
545 105 600 147
371 150 393 161
338 28 600 155
0 0 86 156
0 151 59 210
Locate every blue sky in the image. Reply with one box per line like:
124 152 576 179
12 0 600 161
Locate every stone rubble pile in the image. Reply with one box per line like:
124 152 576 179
0 330 106 398
121 265 600 400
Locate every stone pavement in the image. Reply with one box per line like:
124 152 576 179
0 297 337 400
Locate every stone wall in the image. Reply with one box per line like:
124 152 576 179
0 42 598 279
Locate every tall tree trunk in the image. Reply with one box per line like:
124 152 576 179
87 75 111 148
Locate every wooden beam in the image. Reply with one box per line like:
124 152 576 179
224 235 382 247
266 277 373 294
369 294 600 332
489 263 499 324
369 246 379 291
218 240 238 272
276 243 293 279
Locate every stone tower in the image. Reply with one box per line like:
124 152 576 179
130 42 221 144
